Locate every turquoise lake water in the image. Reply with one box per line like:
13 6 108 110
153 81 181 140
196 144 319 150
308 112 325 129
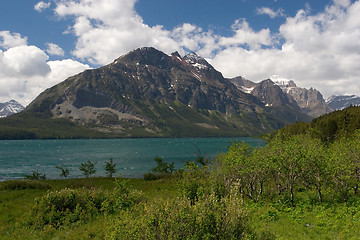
0 138 265 181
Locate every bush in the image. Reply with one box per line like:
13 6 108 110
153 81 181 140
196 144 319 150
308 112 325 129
28 178 143 229
143 172 173 181
0 180 51 190
107 194 254 240
24 170 46 180
28 188 114 229
152 156 175 174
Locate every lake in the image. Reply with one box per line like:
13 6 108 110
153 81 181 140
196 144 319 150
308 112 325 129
0 138 265 181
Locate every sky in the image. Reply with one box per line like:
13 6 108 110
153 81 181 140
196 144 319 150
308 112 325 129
1 0 360 106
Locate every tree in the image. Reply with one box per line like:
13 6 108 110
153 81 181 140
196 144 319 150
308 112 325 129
268 135 309 206
152 156 175 174
328 131 360 200
301 137 328 203
24 170 46 180
79 160 96 178
56 163 70 179
215 141 253 199
105 157 117 178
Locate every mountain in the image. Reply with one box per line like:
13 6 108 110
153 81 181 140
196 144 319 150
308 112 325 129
231 75 331 118
326 95 360 111
0 47 311 139
0 100 24 118
270 75 332 118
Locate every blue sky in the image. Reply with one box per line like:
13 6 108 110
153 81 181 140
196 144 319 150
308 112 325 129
1 0 360 105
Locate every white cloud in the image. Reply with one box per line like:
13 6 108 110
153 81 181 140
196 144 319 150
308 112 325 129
34 1 51 12
54 0 181 65
211 0 360 98
256 7 285 18
49 0 360 98
46 43 65 56
0 34 90 106
219 19 273 50
0 31 28 49
1 0 355 104
2 45 51 77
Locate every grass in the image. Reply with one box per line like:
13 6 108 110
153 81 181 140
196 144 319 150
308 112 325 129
1 177 360 239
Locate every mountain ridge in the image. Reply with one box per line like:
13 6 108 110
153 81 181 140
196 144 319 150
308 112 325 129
231 75 332 118
1 47 311 139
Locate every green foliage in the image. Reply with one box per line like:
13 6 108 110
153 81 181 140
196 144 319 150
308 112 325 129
56 163 70 178
113 177 143 210
28 188 114 229
213 132 360 207
271 106 360 142
180 161 206 205
24 170 46 180
107 194 255 240
151 156 175 174
105 157 116 178
79 160 96 178
26 177 142 230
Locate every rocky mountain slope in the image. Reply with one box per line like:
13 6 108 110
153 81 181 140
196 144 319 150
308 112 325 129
231 75 331 118
270 75 332 118
0 100 24 118
326 95 360 111
1 47 311 139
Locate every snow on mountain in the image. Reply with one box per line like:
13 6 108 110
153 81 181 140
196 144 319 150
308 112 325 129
183 52 210 70
326 95 360 111
270 75 291 87
269 75 331 117
0 100 25 118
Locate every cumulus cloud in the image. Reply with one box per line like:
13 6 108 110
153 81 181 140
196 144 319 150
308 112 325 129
0 31 28 49
219 19 273 50
34 1 51 12
54 0 181 64
48 0 360 98
210 0 360 97
256 7 285 18
46 43 65 56
3 0 357 104
0 34 90 106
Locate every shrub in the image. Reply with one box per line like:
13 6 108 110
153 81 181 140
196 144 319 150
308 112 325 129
0 180 51 190
107 194 254 240
28 178 143 229
143 172 173 181
152 156 175 174
28 188 114 229
24 170 46 180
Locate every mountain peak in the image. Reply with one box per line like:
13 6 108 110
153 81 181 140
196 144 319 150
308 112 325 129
269 75 296 88
183 52 211 70
326 94 360 111
0 99 24 118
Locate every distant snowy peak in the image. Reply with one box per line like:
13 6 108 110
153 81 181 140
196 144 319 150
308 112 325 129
183 52 210 70
326 95 360 111
269 75 297 88
0 100 25 118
